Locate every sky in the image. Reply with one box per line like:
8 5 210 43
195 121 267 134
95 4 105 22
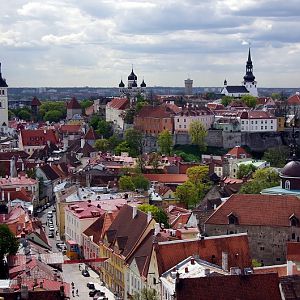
1 0 300 88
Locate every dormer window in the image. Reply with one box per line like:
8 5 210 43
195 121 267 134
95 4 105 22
285 180 291 190
228 212 238 225
290 214 299 227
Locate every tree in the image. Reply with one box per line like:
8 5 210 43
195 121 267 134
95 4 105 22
95 119 113 138
0 224 19 278
188 120 207 152
239 167 280 194
186 166 209 185
132 287 158 300
108 134 121 150
221 96 234 107
118 175 135 191
80 99 93 110
158 130 173 155
94 139 109 152
175 180 198 207
148 153 161 173
263 146 289 168
241 94 257 108
18 109 31 121
237 163 256 179
39 101 66 120
125 128 143 157
138 204 169 228
114 141 130 155
132 174 150 191
44 110 63 122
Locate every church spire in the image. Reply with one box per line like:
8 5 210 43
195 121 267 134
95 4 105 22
243 48 255 83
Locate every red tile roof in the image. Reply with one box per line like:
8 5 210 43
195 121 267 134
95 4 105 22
254 265 287 277
60 124 81 134
287 242 300 261
84 127 99 140
239 110 276 119
137 104 179 118
288 94 300 106
155 233 251 275
66 202 104 219
107 97 129 110
225 146 251 159
143 174 188 184
20 129 58 146
205 194 300 227
31 97 42 106
66 97 81 109
175 273 281 300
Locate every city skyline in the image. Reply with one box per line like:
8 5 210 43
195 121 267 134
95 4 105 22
1 0 300 88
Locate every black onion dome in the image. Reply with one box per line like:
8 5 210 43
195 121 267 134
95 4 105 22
281 160 300 177
128 69 137 81
140 79 146 88
119 80 125 88
132 80 137 88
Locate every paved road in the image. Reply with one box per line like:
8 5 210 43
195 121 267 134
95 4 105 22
62 263 115 300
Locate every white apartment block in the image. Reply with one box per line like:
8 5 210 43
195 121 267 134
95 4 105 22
239 111 277 132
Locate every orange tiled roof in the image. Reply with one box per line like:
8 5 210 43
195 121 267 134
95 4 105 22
205 194 300 227
107 97 129 110
288 94 300 106
143 174 188 184
20 129 58 146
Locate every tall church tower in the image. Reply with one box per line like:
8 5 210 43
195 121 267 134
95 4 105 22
242 48 258 97
0 63 8 126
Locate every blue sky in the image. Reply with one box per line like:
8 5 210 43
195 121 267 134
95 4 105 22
1 0 300 87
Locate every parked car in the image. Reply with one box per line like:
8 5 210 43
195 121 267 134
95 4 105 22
87 282 95 289
49 227 55 232
48 232 54 238
82 269 90 277
36 207 42 213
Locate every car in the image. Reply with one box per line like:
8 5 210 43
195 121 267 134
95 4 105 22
89 289 100 297
36 207 42 213
42 205 47 210
81 269 90 277
48 232 54 238
52 208 56 212
49 227 55 232
46 203 51 208
87 282 95 289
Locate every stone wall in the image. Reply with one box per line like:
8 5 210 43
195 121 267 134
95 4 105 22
205 223 300 266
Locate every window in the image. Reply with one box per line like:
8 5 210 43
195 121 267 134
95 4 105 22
260 246 264 251
228 213 238 225
285 180 290 190
261 126 263 130
292 233 296 239
290 215 299 227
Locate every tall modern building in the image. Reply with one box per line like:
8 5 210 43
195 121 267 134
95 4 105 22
0 63 8 126
184 78 193 95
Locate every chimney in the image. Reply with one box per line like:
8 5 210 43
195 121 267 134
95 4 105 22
21 284 29 299
204 269 211 276
33 278 38 286
154 223 160 236
132 206 137 219
81 138 85 149
222 251 228 271
287 260 293 275
39 281 43 288
7 191 10 202
147 211 152 223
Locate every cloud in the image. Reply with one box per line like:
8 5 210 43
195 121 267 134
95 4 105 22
0 0 299 87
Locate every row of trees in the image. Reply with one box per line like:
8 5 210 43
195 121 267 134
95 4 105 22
221 94 258 108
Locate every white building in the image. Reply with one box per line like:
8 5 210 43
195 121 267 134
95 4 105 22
174 107 214 133
106 97 129 131
160 256 227 300
239 110 277 132
64 201 103 247
221 48 258 97
0 63 9 126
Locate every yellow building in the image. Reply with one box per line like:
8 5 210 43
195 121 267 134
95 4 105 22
98 205 155 298
277 116 285 131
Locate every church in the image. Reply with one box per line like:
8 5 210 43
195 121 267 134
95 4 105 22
221 48 258 98
0 63 8 126
118 68 146 97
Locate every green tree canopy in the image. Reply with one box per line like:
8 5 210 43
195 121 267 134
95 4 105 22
94 139 109 152
241 94 257 108
125 128 143 157
186 166 209 185
108 134 121 150
118 175 135 191
80 99 93 110
221 96 234 107
138 204 169 228
175 180 198 207
89 116 113 138
132 288 158 300
237 163 257 179
0 224 19 261
114 141 130 155
18 109 31 121
188 120 208 152
132 174 150 191
262 146 289 168
239 167 280 194
158 130 173 155
39 101 66 120
44 110 64 122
